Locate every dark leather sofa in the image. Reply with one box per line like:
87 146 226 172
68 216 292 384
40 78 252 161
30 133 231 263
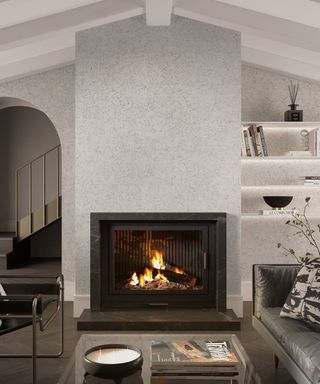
252 264 320 384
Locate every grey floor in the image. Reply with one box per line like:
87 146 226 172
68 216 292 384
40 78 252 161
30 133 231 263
0 259 296 384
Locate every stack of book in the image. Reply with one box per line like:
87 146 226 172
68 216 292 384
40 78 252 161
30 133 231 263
261 209 296 216
241 124 268 157
150 339 239 383
303 176 320 186
309 128 320 156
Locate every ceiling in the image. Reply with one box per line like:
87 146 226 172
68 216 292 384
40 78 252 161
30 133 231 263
0 0 320 83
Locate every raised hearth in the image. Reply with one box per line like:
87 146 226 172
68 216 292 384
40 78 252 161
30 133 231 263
77 308 240 331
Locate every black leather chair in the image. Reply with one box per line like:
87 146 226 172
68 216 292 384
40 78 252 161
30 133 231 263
0 274 64 384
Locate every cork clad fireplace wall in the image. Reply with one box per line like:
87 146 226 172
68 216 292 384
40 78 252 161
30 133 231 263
90 213 227 311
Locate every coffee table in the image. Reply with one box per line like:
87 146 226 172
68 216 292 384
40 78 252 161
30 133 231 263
59 333 261 384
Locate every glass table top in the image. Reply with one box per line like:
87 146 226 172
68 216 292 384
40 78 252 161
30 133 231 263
59 333 261 384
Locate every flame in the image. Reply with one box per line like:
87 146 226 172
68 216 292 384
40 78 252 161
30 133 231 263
143 267 153 282
172 267 185 275
139 273 146 287
151 250 165 270
130 272 139 286
128 250 186 288
154 271 169 282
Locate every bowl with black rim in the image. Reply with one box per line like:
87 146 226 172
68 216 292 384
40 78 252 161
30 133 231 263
263 196 293 209
83 344 143 383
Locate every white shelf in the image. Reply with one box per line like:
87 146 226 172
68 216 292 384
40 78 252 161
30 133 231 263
242 156 319 160
241 213 320 219
242 122 320 129
242 185 320 190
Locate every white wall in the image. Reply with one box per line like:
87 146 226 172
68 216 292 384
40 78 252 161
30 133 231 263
74 15 242 315
0 66 75 298
242 64 320 122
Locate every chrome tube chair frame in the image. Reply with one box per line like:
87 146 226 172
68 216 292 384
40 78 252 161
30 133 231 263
0 274 64 384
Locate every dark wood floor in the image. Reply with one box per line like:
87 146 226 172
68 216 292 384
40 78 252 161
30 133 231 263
0 259 296 384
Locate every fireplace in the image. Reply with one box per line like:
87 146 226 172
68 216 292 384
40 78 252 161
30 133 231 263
90 213 226 311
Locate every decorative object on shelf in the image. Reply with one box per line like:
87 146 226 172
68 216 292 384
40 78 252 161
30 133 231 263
308 127 320 156
284 81 303 122
83 344 143 384
300 129 309 151
277 197 320 263
263 196 293 210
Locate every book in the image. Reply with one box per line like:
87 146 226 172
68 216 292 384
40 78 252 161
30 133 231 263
247 125 258 156
151 340 239 368
151 377 236 383
262 209 296 216
243 129 251 156
257 125 268 156
241 129 247 157
304 176 320 180
285 151 312 157
251 124 264 157
309 128 320 156
304 181 320 186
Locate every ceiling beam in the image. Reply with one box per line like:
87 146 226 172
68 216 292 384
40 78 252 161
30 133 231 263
0 0 103 28
0 2 143 83
145 0 173 25
174 0 320 82
215 0 320 29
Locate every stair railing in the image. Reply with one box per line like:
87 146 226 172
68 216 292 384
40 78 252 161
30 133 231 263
15 145 61 241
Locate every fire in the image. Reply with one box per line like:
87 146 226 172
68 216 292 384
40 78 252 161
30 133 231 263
154 271 168 282
130 272 139 286
151 250 165 270
129 250 186 288
172 267 185 275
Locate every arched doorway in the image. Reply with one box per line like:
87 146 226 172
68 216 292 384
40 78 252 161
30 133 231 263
0 97 61 271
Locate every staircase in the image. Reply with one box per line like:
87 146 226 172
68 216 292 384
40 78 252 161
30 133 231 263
0 232 15 269
0 145 61 269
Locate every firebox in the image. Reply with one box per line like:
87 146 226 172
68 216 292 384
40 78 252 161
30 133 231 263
90 213 227 311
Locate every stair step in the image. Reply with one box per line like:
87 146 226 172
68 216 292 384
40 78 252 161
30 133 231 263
0 232 15 239
0 253 8 270
0 232 14 254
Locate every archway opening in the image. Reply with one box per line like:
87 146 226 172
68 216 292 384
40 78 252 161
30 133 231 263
0 97 61 272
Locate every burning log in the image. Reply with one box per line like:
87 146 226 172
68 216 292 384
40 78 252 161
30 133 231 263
152 268 197 288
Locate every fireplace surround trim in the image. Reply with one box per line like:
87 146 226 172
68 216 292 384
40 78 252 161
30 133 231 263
90 212 227 311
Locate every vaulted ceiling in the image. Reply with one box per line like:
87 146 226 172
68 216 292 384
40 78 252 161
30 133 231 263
0 0 319 83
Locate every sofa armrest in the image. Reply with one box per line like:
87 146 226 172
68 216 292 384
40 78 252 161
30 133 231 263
253 264 300 319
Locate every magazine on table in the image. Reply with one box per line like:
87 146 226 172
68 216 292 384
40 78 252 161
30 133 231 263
151 340 239 368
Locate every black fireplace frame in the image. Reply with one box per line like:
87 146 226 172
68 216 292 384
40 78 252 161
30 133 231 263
90 213 227 311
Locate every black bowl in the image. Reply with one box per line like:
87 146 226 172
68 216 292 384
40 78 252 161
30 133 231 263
83 344 143 382
263 196 293 209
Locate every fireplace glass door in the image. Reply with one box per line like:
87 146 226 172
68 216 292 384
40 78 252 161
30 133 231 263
110 225 208 294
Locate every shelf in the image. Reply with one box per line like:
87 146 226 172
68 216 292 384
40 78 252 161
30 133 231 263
242 185 320 190
241 156 319 160
241 213 320 219
242 122 320 129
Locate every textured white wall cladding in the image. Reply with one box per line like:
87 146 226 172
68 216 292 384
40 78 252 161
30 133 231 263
242 64 320 122
0 66 75 287
75 16 241 296
241 217 320 281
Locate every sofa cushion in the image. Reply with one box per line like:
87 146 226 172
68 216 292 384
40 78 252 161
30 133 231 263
280 258 320 325
261 307 320 383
